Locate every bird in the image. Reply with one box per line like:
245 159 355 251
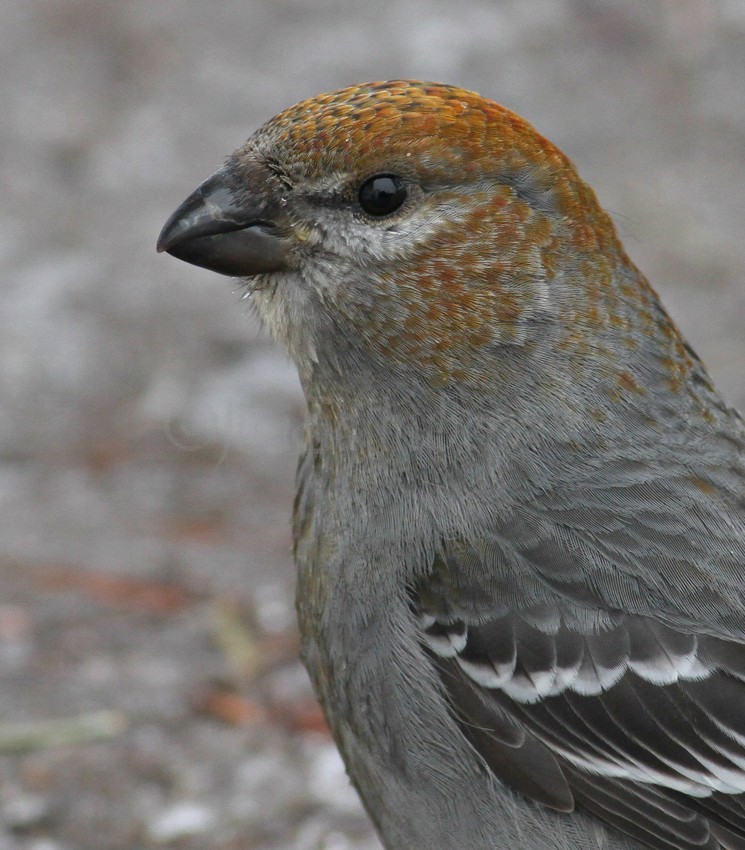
158 80 745 850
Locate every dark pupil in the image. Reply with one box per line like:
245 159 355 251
359 175 406 216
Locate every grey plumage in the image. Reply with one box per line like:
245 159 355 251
159 80 745 850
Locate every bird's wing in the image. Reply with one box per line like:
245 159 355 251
416 539 745 850
414 432 745 850
483 444 745 640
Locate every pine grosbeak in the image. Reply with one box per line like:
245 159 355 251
158 81 745 850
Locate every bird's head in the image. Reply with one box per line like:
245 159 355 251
159 81 666 411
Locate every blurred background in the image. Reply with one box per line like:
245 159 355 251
1 1 744 848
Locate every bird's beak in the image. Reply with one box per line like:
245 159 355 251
157 166 291 277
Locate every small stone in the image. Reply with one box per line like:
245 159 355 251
147 802 217 843
1 791 50 830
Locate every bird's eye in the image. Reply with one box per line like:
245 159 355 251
358 174 407 217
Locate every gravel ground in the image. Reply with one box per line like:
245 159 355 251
1 2 744 848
